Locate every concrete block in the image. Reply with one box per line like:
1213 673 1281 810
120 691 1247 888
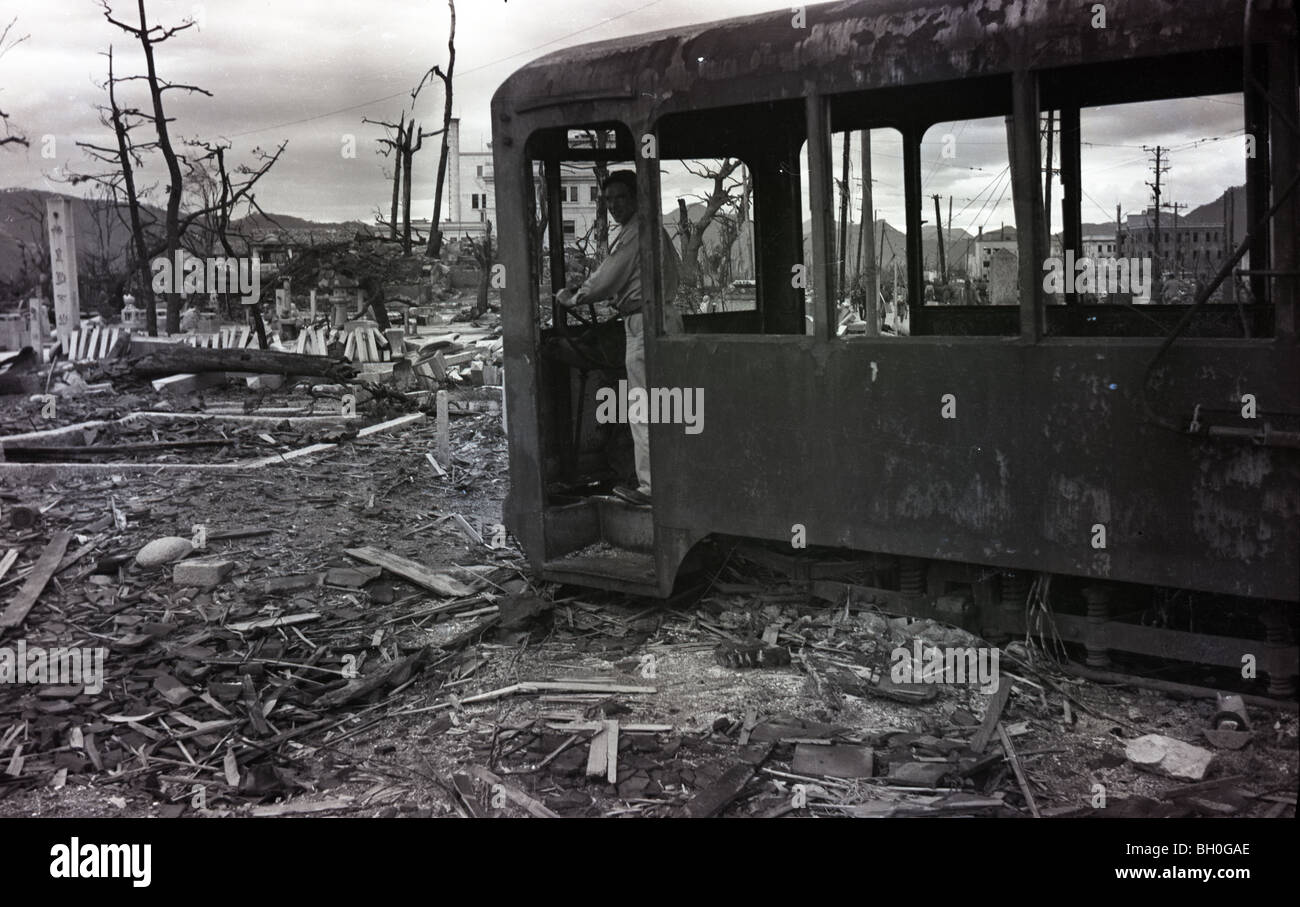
174 557 235 587
1125 734 1216 781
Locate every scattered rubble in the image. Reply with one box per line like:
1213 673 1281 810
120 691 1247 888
1 298 1297 818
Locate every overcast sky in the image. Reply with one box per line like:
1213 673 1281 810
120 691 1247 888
1 0 1246 231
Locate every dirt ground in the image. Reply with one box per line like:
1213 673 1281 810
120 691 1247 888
0 378 1297 819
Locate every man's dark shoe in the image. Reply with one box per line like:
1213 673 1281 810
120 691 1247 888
613 485 651 507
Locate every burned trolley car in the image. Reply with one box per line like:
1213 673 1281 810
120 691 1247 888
493 0 1299 693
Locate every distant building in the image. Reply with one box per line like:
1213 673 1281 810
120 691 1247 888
1117 209 1235 276
1082 234 1118 260
416 118 602 246
970 238 1018 279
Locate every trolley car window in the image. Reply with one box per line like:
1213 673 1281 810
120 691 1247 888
1046 92 1268 337
656 100 808 335
797 128 908 337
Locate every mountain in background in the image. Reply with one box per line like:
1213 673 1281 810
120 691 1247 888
0 188 369 292
1 182 1252 298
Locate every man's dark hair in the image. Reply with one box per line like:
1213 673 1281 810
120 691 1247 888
603 170 637 196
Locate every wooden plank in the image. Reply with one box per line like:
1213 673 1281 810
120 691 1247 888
997 722 1040 818
586 726 608 777
241 674 272 737
425 452 447 477
970 681 1013 755
451 514 485 547
0 531 73 630
436 390 449 463
605 719 619 784
226 612 321 633
343 546 474 598
467 766 560 818
343 331 357 361
238 326 251 349
684 742 774 818
295 331 307 354
249 797 356 817
0 549 19 583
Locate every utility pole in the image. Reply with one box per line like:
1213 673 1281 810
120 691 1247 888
838 132 851 301
859 130 878 333
947 195 953 281
1044 110 1055 243
1144 144 1168 301
932 194 946 281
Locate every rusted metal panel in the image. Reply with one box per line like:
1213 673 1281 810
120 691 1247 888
651 336 1299 601
493 0 1257 127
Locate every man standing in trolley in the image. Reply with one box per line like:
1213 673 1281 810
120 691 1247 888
556 169 681 507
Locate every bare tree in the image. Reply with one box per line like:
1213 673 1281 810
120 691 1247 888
0 17 28 149
364 112 405 240
71 46 160 330
675 158 744 300
182 139 286 343
10 196 48 301
424 0 456 258
83 181 132 317
368 73 442 255
101 0 210 333
401 119 439 255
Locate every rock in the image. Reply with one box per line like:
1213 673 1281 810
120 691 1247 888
1125 734 1216 781
173 557 234 587
135 536 195 568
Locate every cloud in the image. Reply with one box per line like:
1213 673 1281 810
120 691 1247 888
0 0 1247 230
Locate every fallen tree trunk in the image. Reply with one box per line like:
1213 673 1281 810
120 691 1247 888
126 338 356 382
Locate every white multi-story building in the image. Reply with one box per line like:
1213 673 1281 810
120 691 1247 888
422 118 603 247
1082 234 1118 260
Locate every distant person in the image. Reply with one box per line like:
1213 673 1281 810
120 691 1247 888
556 169 681 507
